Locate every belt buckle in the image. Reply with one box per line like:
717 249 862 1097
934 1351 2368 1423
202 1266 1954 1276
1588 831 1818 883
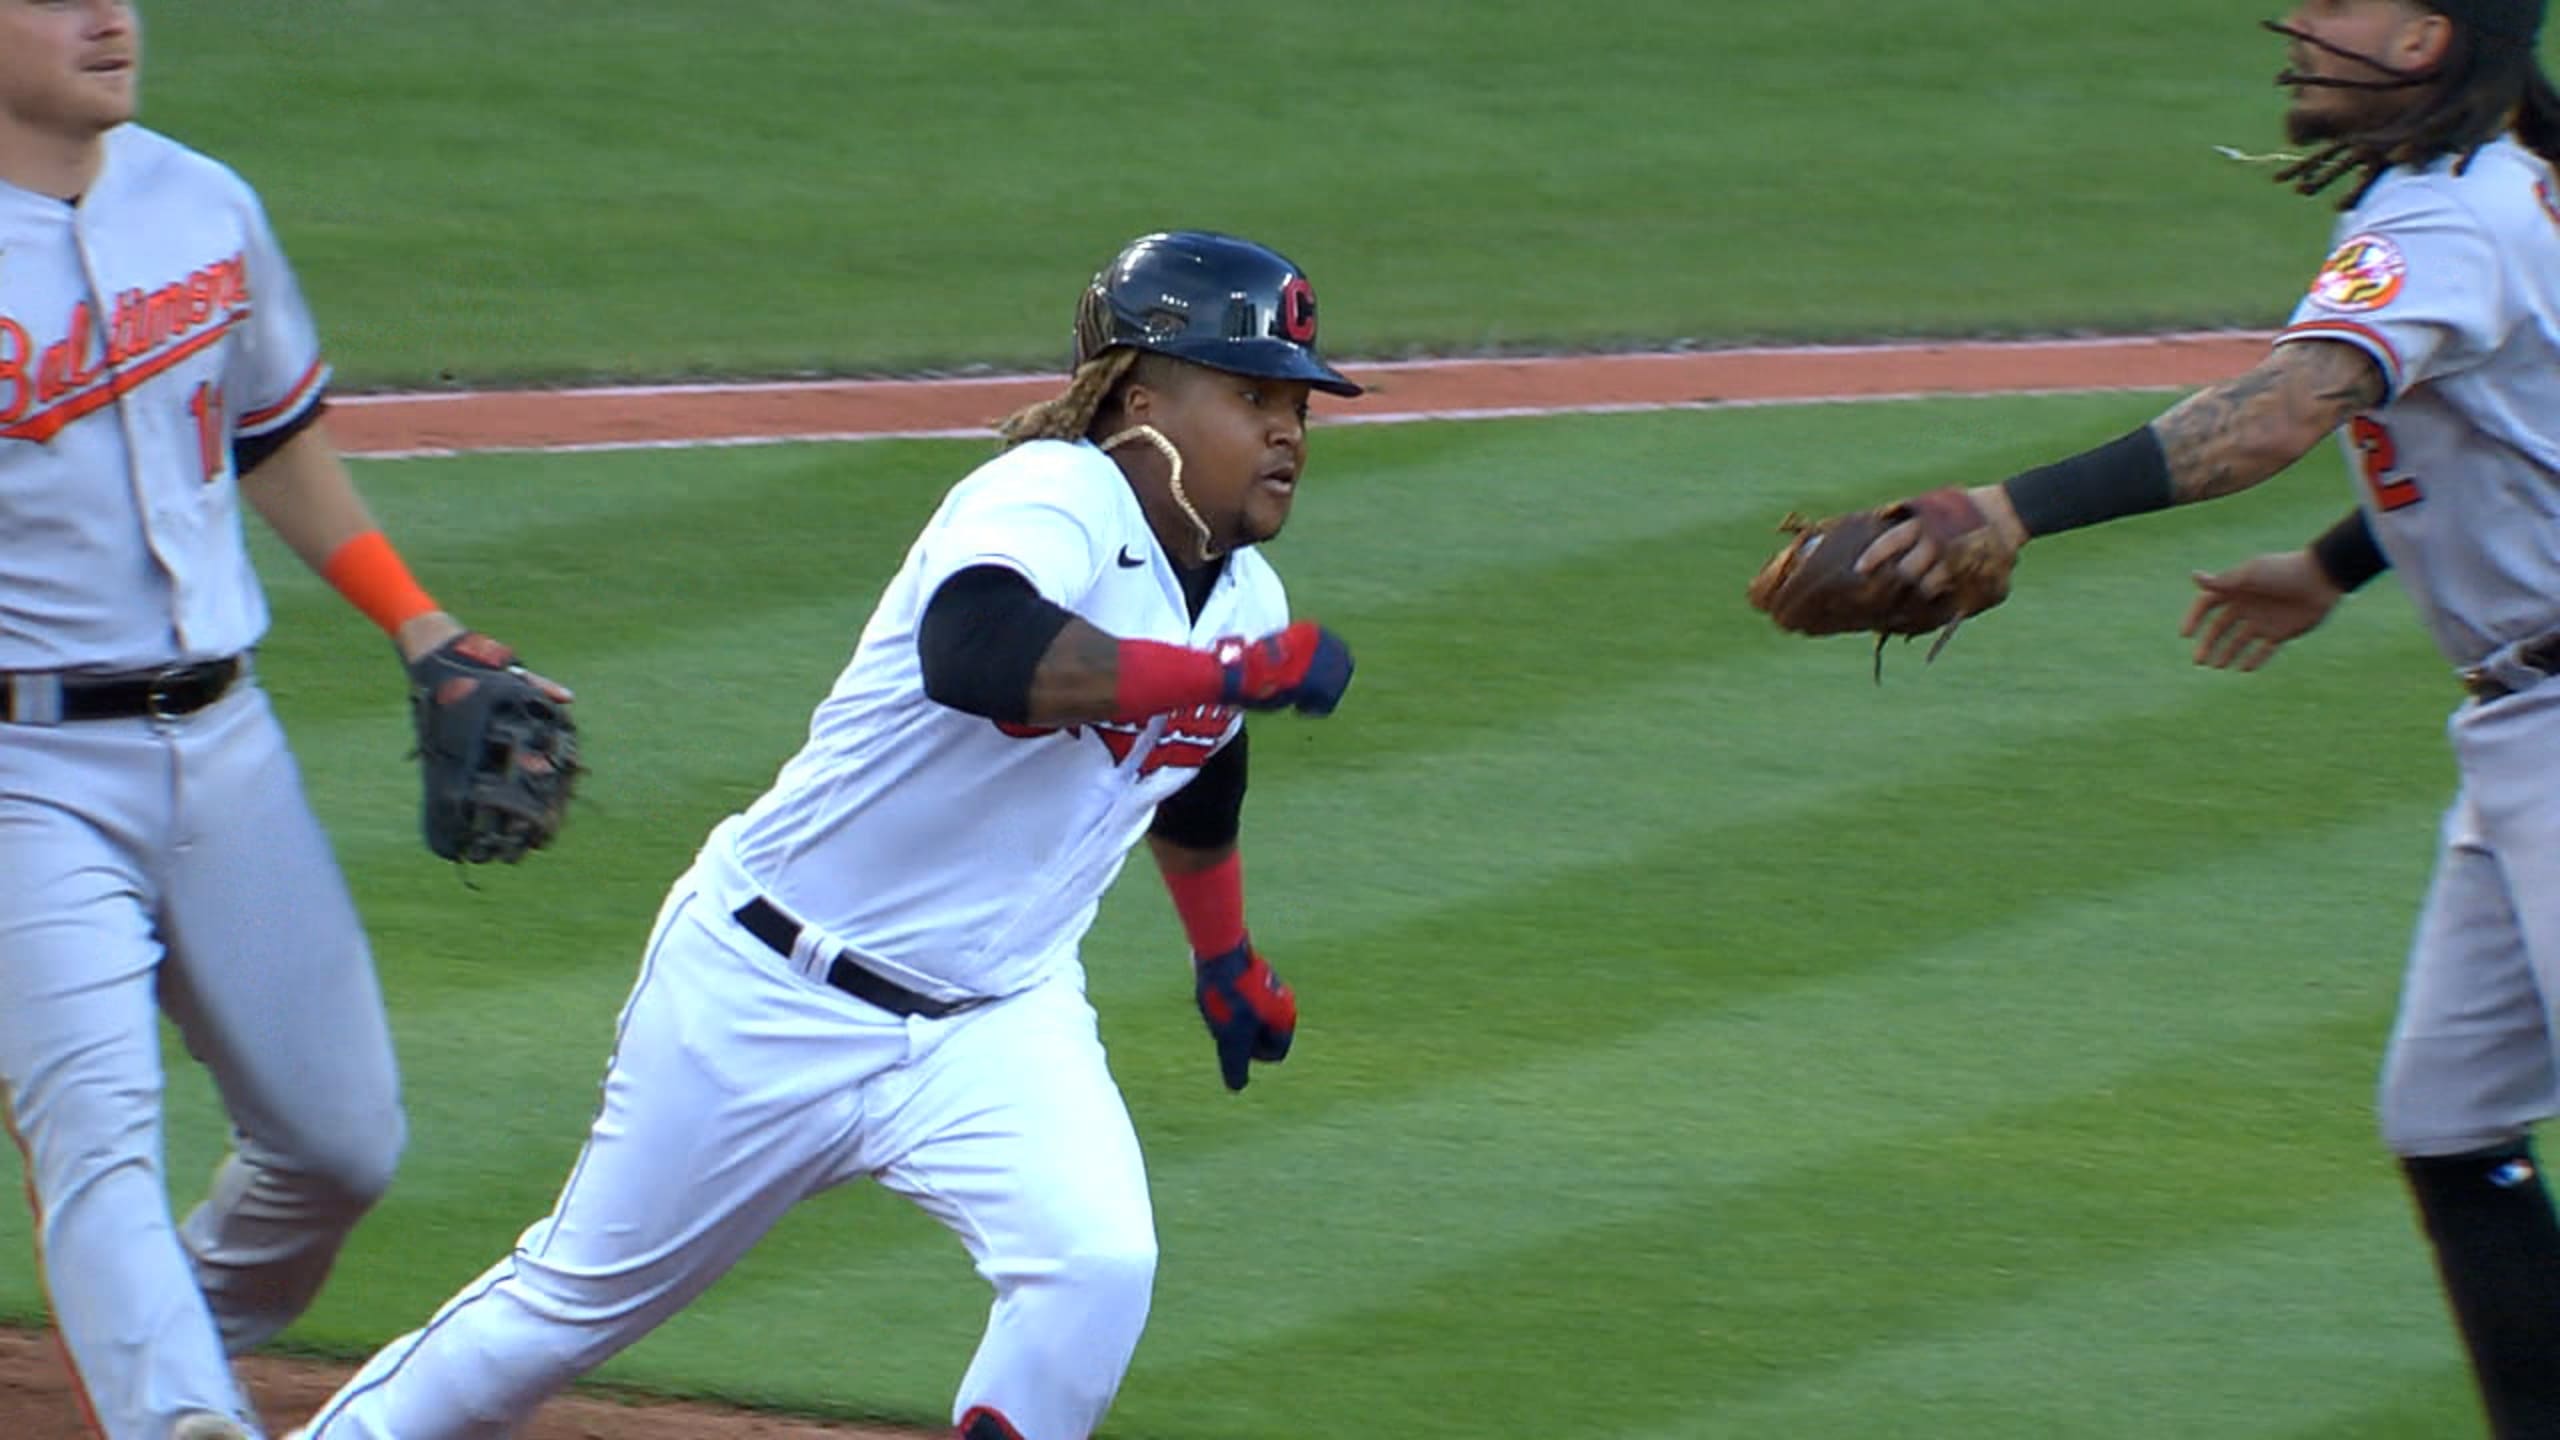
143 665 197 721
2461 665 2515 703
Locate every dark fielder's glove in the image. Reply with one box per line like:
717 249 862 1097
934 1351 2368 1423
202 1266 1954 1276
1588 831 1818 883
407 632 580 864
1745 487 2014 669
1194 939 1297 1091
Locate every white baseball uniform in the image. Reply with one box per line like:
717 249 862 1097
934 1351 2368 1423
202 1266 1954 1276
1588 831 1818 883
301 437 1287 1440
0 126 402 1439
2272 133 2560 1156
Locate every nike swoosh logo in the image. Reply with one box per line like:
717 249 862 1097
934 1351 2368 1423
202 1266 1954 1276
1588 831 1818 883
1117 545 1146 568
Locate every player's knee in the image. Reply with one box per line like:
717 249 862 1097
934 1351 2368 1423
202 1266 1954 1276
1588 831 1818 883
331 1118 404 1208
2375 1069 2529 1159
1055 1234 1157 1316
2381 1114 2532 1159
285 1108 406 1211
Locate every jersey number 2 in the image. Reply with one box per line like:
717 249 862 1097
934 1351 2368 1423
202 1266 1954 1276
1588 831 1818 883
2351 416 2422 512
187 382 225 484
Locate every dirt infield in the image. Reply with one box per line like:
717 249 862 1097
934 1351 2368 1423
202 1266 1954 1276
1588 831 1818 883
0 1328 927 1438
322 331 2270 458
0 332 2267 1438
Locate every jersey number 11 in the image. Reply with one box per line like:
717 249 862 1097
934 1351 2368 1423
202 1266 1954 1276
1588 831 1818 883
188 381 225 484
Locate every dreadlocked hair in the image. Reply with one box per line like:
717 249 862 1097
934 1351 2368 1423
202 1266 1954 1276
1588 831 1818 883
2278 24 2560 206
996 349 1140 448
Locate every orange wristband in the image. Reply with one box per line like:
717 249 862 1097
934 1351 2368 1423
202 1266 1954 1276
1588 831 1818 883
321 530 439 635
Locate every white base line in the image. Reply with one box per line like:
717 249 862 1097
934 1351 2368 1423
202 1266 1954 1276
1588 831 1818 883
348 386 2191 462
335 333 2258 461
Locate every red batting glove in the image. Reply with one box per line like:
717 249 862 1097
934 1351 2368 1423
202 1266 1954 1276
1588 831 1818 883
1193 940 1297 1091
1215 623 1353 716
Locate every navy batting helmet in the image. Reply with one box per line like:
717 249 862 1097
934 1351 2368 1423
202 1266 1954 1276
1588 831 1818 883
1074 231 1362 397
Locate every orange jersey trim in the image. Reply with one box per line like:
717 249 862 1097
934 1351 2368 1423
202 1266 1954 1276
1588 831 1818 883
2280 318 2404 396
239 357 327 432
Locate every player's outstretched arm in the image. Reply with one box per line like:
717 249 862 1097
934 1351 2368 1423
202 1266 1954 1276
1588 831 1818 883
2150 339 2386 505
1855 339 2386 596
917 566 1351 726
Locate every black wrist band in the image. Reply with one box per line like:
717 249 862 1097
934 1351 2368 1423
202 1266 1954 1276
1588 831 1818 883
2308 507 2388 593
1998 425 2175 538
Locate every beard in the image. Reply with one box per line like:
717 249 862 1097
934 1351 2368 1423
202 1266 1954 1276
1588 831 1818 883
2283 80 2419 147
2285 97 2353 146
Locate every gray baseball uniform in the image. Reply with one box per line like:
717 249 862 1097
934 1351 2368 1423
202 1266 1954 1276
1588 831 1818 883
2272 134 2560 1156
0 125 402 1440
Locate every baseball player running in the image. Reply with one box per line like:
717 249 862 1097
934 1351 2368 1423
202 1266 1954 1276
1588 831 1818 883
1 4 572 1438
1771 2 2560 1433
288 230 1357 1440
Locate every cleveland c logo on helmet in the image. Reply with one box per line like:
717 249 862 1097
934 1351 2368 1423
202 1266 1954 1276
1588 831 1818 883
1278 275 1317 345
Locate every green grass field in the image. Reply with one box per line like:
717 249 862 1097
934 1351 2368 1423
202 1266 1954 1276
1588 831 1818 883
0 4 2538 1437
136 1 2344 387
2 394 2475 1438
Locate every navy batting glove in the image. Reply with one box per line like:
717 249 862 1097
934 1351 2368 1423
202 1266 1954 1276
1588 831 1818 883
1193 939 1297 1092
1216 623 1353 716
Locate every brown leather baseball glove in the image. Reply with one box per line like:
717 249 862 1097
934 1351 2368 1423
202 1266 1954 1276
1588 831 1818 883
1745 487 2014 672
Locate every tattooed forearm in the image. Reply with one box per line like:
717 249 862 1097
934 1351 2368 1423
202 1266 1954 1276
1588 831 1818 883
2151 341 2386 504
1025 616 1127 724
2155 367 2286 501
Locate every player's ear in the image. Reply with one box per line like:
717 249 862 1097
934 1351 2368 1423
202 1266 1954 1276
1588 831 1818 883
2399 10 2454 70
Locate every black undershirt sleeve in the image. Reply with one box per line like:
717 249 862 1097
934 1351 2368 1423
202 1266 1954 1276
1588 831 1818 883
916 565 1075 723
233 396 327 478
1151 725 1248 851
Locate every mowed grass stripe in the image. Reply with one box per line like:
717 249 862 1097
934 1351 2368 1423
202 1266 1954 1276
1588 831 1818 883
1141 1008 2414 1440
1646 1194 2449 1440
173 649 2450 1199
1120 806 2426 1357
6 395 2470 1434
2269 1372 2488 1440
257 394 2442 890
231 803 2439 1433
1101 557 2442 1125
271 391 2176 713
227 394 2383 1003
232 547 2449 1179
147 4 2314 386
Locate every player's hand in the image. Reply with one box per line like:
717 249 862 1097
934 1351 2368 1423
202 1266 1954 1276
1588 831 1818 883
1216 623 1352 716
400 620 576 704
2182 549 2342 671
1853 484 2027 598
1194 940 1296 1091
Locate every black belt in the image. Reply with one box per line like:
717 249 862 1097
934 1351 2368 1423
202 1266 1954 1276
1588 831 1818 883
731 897 986 1020
2462 634 2560 702
2 656 244 724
